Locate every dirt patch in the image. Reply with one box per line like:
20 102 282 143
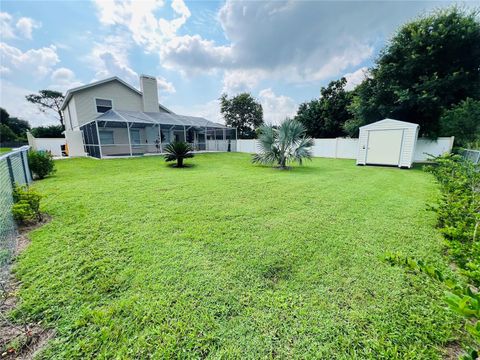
1 215 53 359
443 341 465 359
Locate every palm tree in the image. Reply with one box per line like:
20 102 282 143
164 141 194 167
252 118 314 169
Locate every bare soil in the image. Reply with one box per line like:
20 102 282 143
0 216 54 359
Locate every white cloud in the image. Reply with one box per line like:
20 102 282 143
0 80 59 127
50 67 83 92
161 34 232 74
158 1 450 84
343 66 370 91
93 0 190 52
15 17 41 39
0 65 10 75
157 76 175 94
0 12 41 39
0 12 15 39
170 99 222 123
222 69 265 93
0 42 59 78
258 88 297 125
88 35 138 84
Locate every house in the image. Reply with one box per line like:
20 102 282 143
61 75 236 158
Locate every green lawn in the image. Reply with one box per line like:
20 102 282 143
0 147 12 153
14 153 461 358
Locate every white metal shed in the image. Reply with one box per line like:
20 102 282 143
357 119 420 168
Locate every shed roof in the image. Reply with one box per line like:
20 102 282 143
91 109 228 129
360 118 419 130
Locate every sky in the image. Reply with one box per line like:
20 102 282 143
0 0 477 127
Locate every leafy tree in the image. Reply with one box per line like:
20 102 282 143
0 124 17 141
440 98 480 148
164 141 194 168
252 118 314 169
0 107 30 141
220 93 263 139
349 7 480 137
26 90 65 129
31 125 64 138
295 78 353 138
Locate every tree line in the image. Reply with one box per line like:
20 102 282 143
222 7 480 148
1 90 65 143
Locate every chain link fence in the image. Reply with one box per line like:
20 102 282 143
0 146 32 289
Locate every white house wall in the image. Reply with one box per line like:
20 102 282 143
71 82 144 128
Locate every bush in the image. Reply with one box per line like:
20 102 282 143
424 154 480 286
28 150 55 179
384 253 479 359
30 125 64 138
164 142 194 168
440 98 480 148
12 184 42 224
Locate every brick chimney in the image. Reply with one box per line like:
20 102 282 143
140 75 159 112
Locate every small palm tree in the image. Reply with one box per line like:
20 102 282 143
164 141 194 167
252 118 314 169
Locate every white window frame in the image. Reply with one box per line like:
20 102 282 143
99 130 114 145
94 97 114 114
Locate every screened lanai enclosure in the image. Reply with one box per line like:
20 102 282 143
80 110 237 158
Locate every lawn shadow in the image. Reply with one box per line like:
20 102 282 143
165 163 197 169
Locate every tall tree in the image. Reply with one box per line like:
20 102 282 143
440 98 480 148
295 77 353 138
0 107 30 140
220 93 263 139
349 7 480 137
26 90 65 129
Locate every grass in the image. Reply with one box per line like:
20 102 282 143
0 147 12 153
13 153 462 358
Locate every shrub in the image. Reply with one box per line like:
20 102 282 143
424 154 480 286
164 142 194 168
440 98 480 148
252 118 314 169
384 253 479 359
28 150 55 179
12 184 42 224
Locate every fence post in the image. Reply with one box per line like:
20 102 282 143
21 150 29 184
5 156 14 187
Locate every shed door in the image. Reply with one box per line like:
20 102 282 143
366 129 403 166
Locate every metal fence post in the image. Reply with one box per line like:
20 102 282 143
5 156 14 187
21 150 29 184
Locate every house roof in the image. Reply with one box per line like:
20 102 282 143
89 109 229 129
60 76 173 113
360 118 419 130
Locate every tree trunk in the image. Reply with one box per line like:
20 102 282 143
177 157 184 167
58 110 65 129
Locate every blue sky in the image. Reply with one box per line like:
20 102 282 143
0 0 476 127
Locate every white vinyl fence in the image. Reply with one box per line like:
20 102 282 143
27 132 65 157
236 137 454 162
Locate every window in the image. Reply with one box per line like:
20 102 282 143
99 131 114 145
95 98 112 113
130 129 141 145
